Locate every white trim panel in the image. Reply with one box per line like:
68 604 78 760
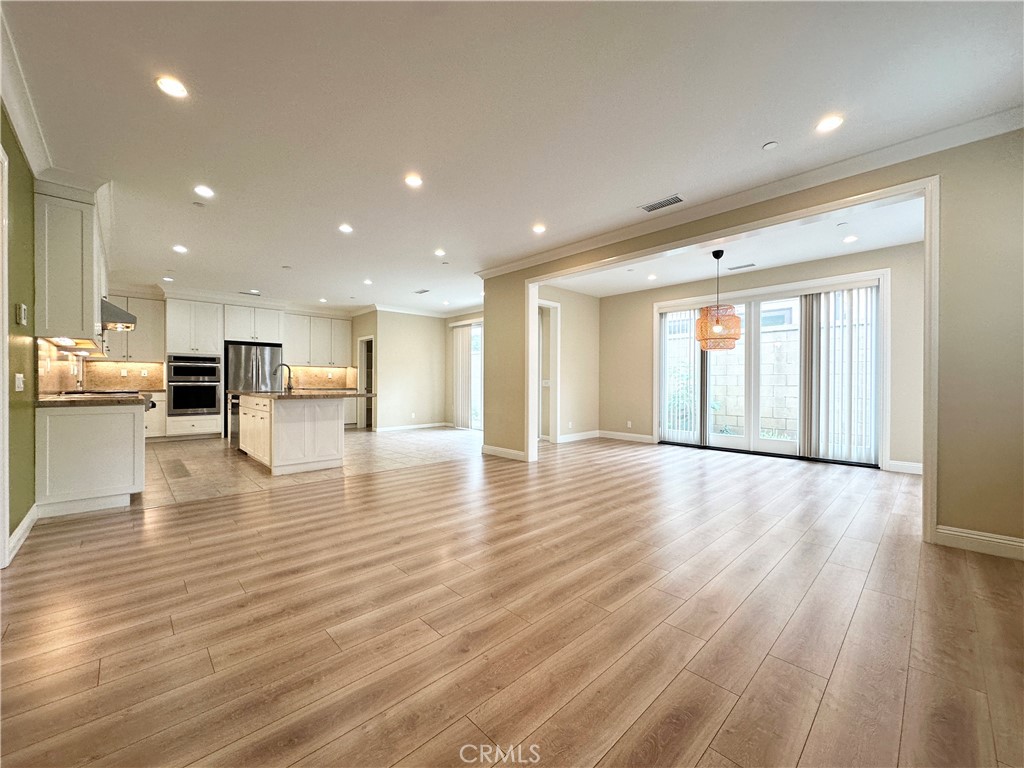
885 460 923 475
599 431 658 444
4 504 38 568
557 430 599 443
482 444 528 461
933 526 1024 562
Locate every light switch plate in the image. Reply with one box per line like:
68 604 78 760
121 369 128 377
14 373 25 392
15 303 28 326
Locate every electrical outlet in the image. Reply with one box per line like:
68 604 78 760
140 369 148 377
411 412 416 420
568 420 573 429
15 373 25 392
327 370 333 379
627 420 632 428
121 369 128 377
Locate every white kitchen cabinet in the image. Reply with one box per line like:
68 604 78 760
224 305 283 343
282 313 312 365
239 394 347 475
34 189 99 341
331 319 352 367
238 398 272 464
344 397 357 424
105 296 165 362
166 299 224 355
309 317 332 365
36 403 145 516
164 414 222 436
145 392 167 438
310 317 351 366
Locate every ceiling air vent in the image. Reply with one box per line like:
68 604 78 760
727 263 756 271
639 194 683 213
413 289 430 295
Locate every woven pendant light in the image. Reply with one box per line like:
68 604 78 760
696 249 741 351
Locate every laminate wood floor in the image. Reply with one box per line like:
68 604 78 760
2 436 1021 768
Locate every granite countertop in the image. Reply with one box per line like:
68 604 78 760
38 394 147 407
233 389 375 400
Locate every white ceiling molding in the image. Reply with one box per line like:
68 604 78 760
0 14 51 174
477 106 1023 281
373 304 448 320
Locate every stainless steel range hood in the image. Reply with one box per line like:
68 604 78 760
101 299 137 331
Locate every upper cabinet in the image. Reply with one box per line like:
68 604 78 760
104 296 165 362
289 314 351 366
166 299 224 355
224 305 283 343
282 313 311 365
34 188 99 341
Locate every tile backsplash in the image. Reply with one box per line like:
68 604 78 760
85 361 165 391
291 366 358 389
37 339 78 394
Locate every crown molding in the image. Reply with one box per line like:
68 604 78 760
373 304 447 319
477 107 1024 281
1 14 52 175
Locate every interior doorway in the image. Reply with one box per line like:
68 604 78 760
357 336 374 430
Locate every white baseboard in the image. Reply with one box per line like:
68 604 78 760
4 503 38 567
557 431 599 444
375 423 449 432
885 460 923 475
598 430 658 444
482 444 528 461
36 494 131 518
934 525 1024 561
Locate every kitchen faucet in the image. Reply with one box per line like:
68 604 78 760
273 362 293 393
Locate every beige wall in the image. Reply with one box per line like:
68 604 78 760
444 310 483 425
538 285 600 438
376 311 446 429
484 130 1023 539
599 243 924 462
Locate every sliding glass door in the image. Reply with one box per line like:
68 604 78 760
659 280 880 466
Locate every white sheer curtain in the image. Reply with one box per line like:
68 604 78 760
452 324 473 429
801 286 879 464
660 310 701 444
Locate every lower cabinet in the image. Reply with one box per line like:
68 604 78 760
145 393 167 438
344 397 357 425
36 404 145 516
238 406 271 465
165 414 222 436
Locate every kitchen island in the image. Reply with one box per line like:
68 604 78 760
235 390 374 475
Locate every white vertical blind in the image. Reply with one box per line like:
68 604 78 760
452 324 473 429
660 310 701 444
803 285 879 463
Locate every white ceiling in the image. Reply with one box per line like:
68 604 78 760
547 195 925 297
4 2 1021 314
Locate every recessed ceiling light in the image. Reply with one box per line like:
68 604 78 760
248 289 260 294
194 185 215 198
405 173 423 188
532 223 546 234
162 276 175 282
442 301 450 306
363 279 373 285
435 249 446 257
156 76 188 98
172 244 188 254
843 235 859 244
762 141 779 151
816 114 844 133
339 223 353 233
647 274 657 281
319 298 327 303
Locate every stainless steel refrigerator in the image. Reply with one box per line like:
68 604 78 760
224 342 283 447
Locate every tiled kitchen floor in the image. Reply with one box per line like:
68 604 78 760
136 428 484 509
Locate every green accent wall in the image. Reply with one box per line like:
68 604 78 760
2 105 36 534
